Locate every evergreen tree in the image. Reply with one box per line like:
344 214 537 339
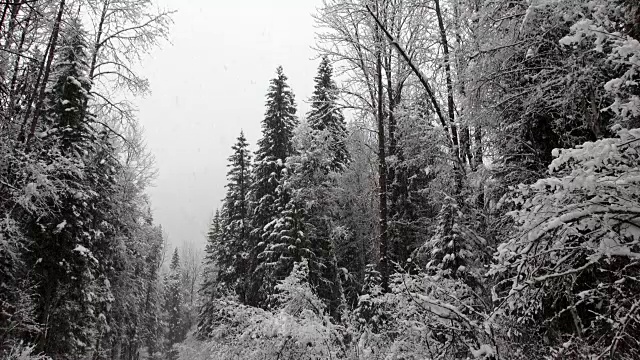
25 20 117 357
262 123 346 319
197 211 222 337
306 57 349 171
43 18 95 153
164 248 187 359
204 210 223 294
220 132 253 300
139 225 166 360
246 66 298 307
388 100 442 270
259 188 313 308
305 58 350 319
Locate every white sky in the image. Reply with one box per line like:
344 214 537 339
137 0 321 248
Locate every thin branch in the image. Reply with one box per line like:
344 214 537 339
0 47 39 61
98 11 174 48
365 4 447 131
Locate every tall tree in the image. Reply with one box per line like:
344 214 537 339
247 66 298 307
220 132 253 300
316 0 426 291
42 17 94 152
373 0 389 291
305 59 351 318
179 242 202 336
287 122 347 320
307 56 350 171
164 248 187 359
197 210 223 338
25 19 118 357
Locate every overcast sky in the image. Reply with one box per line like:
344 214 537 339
137 0 321 249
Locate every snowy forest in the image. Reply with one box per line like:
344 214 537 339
1 0 640 359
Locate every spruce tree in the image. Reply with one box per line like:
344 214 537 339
220 131 252 300
164 248 187 358
246 66 298 307
43 18 95 153
197 210 222 337
307 56 349 171
290 123 346 320
26 19 115 357
259 188 314 308
305 58 349 319
388 98 438 269
140 225 165 359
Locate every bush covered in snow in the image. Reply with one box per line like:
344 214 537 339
181 261 351 359
491 127 640 359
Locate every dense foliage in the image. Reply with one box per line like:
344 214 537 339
0 0 177 359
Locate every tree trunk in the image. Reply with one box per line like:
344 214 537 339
365 4 451 149
7 8 32 127
2 0 23 48
375 1 389 292
384 48 411 265
452 0 474 170
474 126 482 168
89 0 109 79
0 3 9 35
434 0 464 193
384 49 398 265
474 126 484 208
460 125 472 168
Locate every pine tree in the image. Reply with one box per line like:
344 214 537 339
220 131 253 300
251 66 298 222
304 58 350 319
164 248 187 358
43 18 95 153
388 99 440 270
259 188 314 308
307 57 349 171
140 225 165 359
25 19 116 357
246 66 298 307
262 122 346 319
197 210 222 337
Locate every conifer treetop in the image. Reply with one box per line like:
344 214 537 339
170 248 180 271
256 66 298 163
45 18 94 152
306 56 349 171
